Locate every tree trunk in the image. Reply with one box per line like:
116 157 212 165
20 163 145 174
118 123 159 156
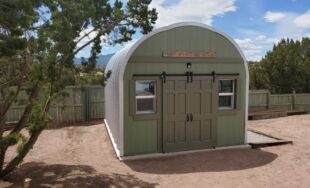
0 86 39 175
0 127 44 177
1 55 28 137
10 86 39 134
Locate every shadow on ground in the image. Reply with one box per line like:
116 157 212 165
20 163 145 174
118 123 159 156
4 162 157 188
125 148 278 174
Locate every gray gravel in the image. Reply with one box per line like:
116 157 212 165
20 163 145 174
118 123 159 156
247 130 278 143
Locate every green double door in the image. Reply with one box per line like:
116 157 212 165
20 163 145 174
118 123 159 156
163 76 217 152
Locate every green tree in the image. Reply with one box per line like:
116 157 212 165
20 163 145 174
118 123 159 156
249 38 310 93
0 0 157 177
248 61 269 90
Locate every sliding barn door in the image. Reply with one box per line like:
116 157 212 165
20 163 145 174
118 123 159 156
163 76 216 153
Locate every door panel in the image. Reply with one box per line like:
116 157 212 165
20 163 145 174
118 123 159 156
167 94 175 114
175 93 186 114
190 120 201 141
166 122 175 143
191 93 202 113
163 77 190 152
188 77 216 148
201 120 212 140
175 121 186 142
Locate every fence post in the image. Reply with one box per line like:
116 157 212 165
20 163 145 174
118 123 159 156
73 87 77 123
292 90 296 110
266 91 270 109
84 86 89 121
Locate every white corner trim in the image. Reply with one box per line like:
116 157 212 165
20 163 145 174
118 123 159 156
119 145 251 161
244 63 249 144
118 82 124 156
104 119 121 159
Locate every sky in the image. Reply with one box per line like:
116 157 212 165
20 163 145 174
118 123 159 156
76 0 310 61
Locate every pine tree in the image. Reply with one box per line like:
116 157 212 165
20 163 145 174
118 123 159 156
0 0 157 177
249 38 310 93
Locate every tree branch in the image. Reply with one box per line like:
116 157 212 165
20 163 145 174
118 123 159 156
74 28 97 46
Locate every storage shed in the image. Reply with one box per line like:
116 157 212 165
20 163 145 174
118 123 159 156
105 22 249 159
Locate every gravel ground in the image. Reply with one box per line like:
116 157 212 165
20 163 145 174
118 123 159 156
1 115 310 188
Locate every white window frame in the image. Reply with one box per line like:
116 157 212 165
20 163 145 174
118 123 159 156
219 79 235 110
135 80 156 114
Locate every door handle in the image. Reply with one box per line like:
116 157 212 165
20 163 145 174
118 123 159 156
190 114 193 122
186 114 189 122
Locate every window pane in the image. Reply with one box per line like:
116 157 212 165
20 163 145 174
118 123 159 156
219 80 233 93
136 81 155 96
219 96 232 108
137 98 155 113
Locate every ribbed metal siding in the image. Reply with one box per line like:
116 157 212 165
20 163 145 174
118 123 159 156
105 45 132 150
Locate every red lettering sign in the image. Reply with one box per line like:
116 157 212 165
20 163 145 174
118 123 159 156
163 51 216 58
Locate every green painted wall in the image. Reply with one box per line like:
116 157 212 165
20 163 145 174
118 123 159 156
122 26 246 156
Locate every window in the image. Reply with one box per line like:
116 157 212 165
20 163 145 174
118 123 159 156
136 80 156 114
219 80 236 110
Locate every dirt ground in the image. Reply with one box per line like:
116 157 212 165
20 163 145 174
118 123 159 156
1 115 310 188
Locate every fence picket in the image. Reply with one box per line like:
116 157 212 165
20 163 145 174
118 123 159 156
4 87 309 125
4 85 105 125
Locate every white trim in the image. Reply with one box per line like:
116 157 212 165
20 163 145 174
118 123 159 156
219 106 234 110
111 22 249 155
136 110 155 114
104 119 121 159
119 145 251 161
219 93 234 96
136 95 156 99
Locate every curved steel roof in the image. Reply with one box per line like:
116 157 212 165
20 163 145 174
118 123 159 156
105 21 247 83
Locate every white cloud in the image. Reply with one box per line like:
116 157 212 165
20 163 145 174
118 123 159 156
262 10 310 43
234 38 266 61
235 38 262 50
150 0 237 27
256 35 267 41
75 28 97 48
294 10 310 28
237 28 260 36
75 28 109 49
234 38 251 46
234 33 285 61
75 27 113 57
239 9 310 61
264 11 286 22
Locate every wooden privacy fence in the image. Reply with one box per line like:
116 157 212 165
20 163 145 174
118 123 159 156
4 87 310 125
5 86 105 124
249 90 310 112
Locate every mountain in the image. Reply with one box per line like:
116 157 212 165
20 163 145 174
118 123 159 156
75 53 114 67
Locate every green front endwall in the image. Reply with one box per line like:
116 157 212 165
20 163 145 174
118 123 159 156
123 63 246 156
122 25 246 156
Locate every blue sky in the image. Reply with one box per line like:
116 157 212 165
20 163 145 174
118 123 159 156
76 0 310 61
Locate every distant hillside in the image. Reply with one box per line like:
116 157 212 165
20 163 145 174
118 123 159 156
75 53 114 67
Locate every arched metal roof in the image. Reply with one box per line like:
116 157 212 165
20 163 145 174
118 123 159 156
106 21 248 82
